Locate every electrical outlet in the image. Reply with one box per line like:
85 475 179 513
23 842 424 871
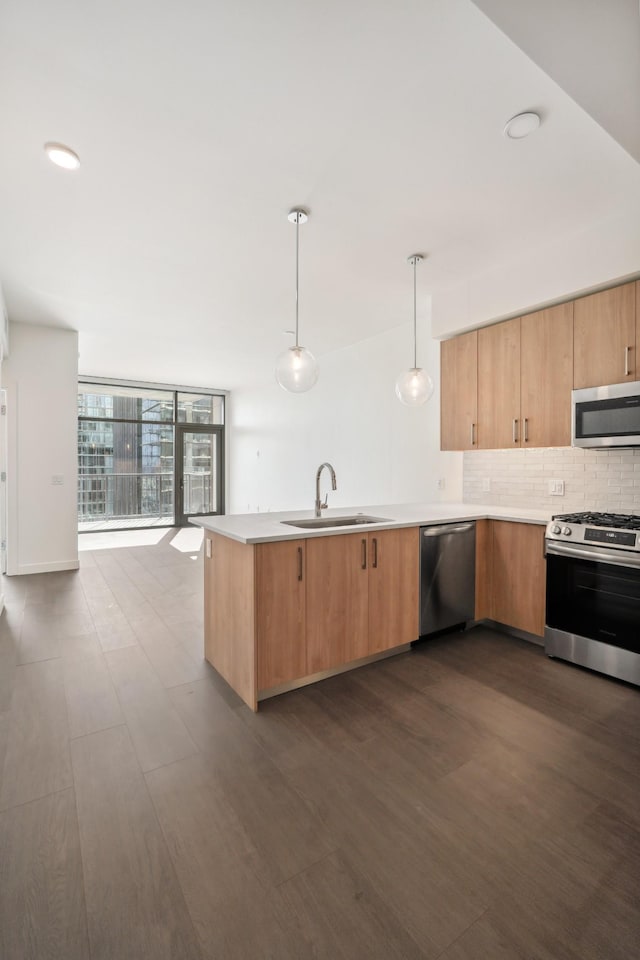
436 478 445 490
51 475 64 485
481 478 491 493
549 479 565 496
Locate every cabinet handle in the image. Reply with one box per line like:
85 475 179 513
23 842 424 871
297 545 303 581
361 538 367 570
470 422 476 446
512 418 519 443
625 346 631 376
523 418 529 442
372 537 378 568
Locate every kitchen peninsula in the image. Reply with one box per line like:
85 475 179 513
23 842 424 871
194 502 549 710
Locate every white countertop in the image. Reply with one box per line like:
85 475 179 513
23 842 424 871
191 501 551 544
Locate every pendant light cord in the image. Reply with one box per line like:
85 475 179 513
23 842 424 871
295 215 300 349
413 256 417 369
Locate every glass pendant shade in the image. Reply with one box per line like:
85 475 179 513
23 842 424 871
396 253 433 406
395 367 434 406
276 208 319 393
276 345 319 393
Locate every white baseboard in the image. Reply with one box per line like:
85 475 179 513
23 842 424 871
15 559 80 576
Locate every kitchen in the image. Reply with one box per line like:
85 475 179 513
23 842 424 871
1 2 640 958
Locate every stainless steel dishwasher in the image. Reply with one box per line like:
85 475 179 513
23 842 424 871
420 522 476 636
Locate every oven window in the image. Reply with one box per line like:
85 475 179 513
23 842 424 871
546 554 640 654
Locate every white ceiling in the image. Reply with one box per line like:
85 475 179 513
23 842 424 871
0 0 639 389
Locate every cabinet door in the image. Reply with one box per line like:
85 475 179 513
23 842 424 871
368 528 419 655
574 282 636 388
520 302 573 447
306 533 369 673
474 519 493 621
441 331 478 450
636 282 640 370
477 319 521 449
491 521 545 637
256 540 306 691
204 532 257 710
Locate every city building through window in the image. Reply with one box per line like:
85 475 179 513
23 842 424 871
78 381 225 532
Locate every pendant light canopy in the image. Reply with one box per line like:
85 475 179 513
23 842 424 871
395 254 434 406
275 208 319 393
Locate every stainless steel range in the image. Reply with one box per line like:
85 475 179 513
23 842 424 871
545 512 640 686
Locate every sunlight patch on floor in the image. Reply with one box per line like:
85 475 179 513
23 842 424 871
78 529 169 551
169 527 204 553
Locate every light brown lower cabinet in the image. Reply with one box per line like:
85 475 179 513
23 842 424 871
305 532 370 674
256 539 306 690
305 527 419 673
368 527 420 655
204 532 257 709
205 527 420 710
474 519 493 621
475 520 546 637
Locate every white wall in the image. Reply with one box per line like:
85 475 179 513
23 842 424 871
229 320 462 515
431 202 640 338
4 323 79 575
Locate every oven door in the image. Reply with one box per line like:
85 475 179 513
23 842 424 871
546 541 640 655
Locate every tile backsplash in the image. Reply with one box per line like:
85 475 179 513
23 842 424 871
463 447 640 513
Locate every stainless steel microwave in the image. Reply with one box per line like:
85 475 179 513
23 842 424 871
573 380 640 447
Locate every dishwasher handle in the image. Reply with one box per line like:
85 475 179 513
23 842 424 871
422 523 475 537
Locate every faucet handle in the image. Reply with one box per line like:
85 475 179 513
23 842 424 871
321 494 328 510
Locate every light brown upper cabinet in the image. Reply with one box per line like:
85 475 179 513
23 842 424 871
439 294 584 450
573 282 637 388
520 302 574 447
441 331 478 450
477 318 521 449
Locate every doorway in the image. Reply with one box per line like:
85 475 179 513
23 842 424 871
175 424 224 527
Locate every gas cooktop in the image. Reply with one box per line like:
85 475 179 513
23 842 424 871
547 512 640 551
552 512 640 531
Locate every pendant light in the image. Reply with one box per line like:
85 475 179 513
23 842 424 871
395 254 434 406
275 208 319 392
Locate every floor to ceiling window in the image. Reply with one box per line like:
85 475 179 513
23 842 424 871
78 381 225 532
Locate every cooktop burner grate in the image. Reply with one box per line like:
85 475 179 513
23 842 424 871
552 512 640 530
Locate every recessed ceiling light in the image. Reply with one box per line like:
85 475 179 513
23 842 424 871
44 142 81 170
503 112 541 140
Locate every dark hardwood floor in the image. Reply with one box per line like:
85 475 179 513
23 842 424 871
1 529 639 959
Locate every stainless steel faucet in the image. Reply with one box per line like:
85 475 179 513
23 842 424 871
315 462 337 517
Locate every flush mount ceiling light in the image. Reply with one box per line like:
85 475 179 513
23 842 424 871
275 208 319 393
395 254 434 407
44 142 81 170
503 111 541 140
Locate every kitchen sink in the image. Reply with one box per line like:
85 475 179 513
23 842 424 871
281 515 391 529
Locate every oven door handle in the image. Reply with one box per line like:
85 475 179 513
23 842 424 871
545 539 640 569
